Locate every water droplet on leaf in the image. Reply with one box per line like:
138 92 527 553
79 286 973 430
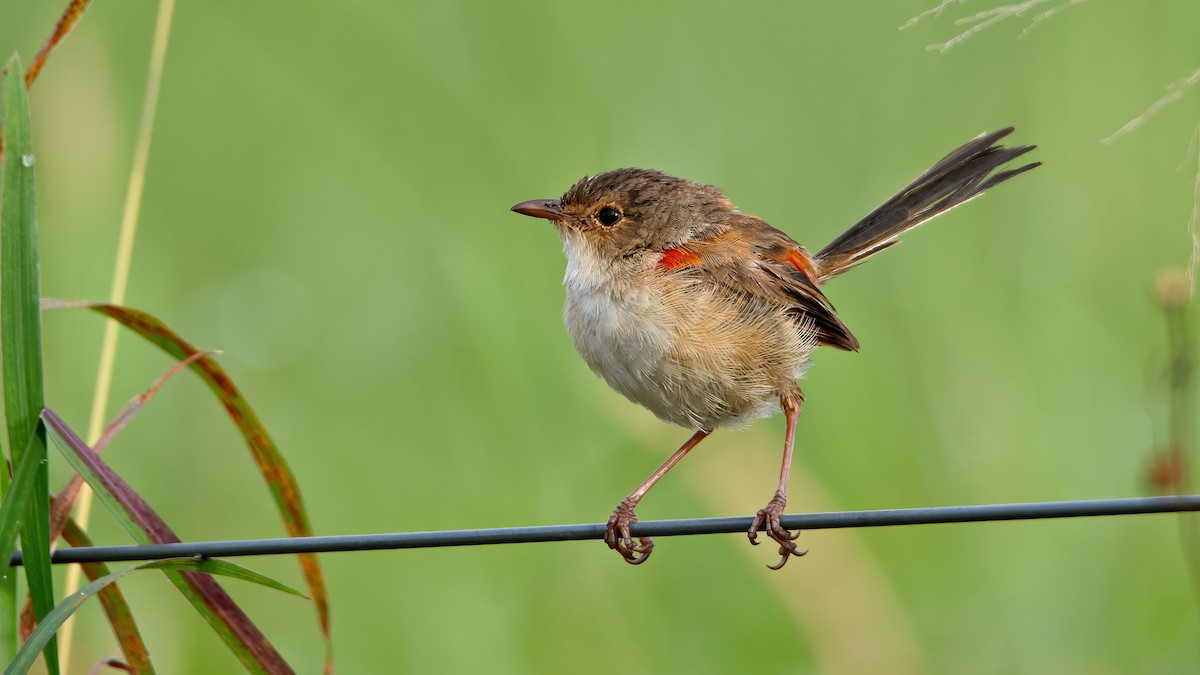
20 153 34 167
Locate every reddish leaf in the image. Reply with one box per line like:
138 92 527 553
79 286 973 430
43 299 331 664
42 407 294 673
48 351 210 549
0 0 92 157
57 509 155 674
25 0 94 89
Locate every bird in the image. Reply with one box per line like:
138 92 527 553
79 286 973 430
510 128 1038 568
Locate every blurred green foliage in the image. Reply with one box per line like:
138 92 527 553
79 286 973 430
3 1 1199 672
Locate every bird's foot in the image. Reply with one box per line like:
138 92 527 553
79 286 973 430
604 498 653 565
748 491 805 570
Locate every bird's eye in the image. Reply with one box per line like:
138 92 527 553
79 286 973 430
596 206 622 227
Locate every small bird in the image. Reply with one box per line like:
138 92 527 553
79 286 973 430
511 128 1038 568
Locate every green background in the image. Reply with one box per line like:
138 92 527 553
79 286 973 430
3 1 1200 672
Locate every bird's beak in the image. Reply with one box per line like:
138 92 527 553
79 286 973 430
511 199 566 222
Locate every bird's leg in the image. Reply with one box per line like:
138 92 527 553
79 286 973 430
748 393 805 570
605 428 711 564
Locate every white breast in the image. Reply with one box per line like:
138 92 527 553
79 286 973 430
560 234 673 400
557 230 814 431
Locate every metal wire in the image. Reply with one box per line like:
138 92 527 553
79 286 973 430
9 494 1200 566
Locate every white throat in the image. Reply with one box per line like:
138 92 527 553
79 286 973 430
559 229 620 296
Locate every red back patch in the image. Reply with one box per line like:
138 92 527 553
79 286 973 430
659 247 702 271
785 249 817 282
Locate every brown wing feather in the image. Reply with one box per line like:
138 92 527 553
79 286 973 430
669 215 860 352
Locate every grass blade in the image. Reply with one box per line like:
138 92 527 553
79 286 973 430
0 1 93 158
65 2 172 669
56 510 154 674
42 408 295 673
5 557 303 675
0 436 43 602
16 347 198 643
43 299 332 660
0 452 12 665
1 54 56 674
159 558 306 599
48 352 209 550
30 354 211 648
24 0 94 90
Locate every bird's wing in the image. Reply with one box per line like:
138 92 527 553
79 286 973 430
659 214 860 351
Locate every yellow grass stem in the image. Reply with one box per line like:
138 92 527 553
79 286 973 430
60 0 175 669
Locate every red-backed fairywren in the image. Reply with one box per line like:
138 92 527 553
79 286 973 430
512 128 1038 568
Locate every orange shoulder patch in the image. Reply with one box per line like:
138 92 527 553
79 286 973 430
659 247 702 271
784 248 817 282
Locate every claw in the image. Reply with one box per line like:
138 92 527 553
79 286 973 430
749 492 804 570
605 499 654 565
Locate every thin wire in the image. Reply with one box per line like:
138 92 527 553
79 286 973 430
9 495 1200 566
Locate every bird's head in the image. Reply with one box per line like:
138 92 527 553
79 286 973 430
511 168 734 265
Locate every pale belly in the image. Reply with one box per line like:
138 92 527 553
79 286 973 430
563 274 816 431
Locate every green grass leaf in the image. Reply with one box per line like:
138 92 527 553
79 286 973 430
5 556 304 675
47 351 210 549
42 408 295 673
0 435 43 607
43 299 332 663
1 54 55 674
56 509 155 674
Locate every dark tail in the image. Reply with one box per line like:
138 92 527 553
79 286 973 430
812 127 1038 282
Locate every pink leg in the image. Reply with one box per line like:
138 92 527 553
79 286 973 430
748 394 805 570
605 429 711 564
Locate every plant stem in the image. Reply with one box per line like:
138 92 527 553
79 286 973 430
60 1 175 670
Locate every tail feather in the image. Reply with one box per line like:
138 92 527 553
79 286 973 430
813 127 1038 282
